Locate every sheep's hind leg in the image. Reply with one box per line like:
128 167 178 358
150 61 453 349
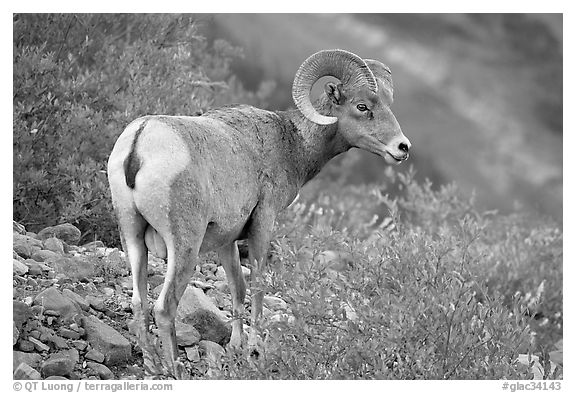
218 241 246 349
153 229 204 379
118 216 162 375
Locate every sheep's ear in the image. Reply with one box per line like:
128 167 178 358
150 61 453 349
324 82 342 105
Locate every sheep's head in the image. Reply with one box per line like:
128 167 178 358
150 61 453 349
292 49 411 165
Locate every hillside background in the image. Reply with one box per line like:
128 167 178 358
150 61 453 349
198 13 563 221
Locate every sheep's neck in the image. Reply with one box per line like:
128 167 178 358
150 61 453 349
283 98 350 186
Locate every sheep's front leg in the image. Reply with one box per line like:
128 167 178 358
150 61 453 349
246 205 276 351
218 241 246 349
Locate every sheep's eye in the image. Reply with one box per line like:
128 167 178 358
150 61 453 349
356 104 368 112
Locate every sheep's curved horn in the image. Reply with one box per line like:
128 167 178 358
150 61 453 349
292 49 378 125
364 59 394 95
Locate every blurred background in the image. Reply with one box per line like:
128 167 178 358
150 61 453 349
13 14 563 245
196 13 563 221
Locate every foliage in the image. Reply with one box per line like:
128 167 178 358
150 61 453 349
13 14 271 245
212 170 562 379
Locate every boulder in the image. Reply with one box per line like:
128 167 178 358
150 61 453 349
83 315 131 366
182 309 231 346
13 259 29 275
176 285 231 345
175 321 201 347
185 346 200 362
41 349 79 378
24 259 44 276
198 340 225 375
85 349 106 363
13 234 42 259
43 237 65 254
86 361 114 380
28 337 50 352
58 327 81 340
33 287 81 322
85 295 107 312
31 249 59 262
38 223 81 245
13 351 42 372
62 289 90 311
176 286 228 322
13 363 41 380
18 340 35 352
13 300 33 331
45 255 97 281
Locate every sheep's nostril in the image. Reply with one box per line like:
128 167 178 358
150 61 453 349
399 142 410 153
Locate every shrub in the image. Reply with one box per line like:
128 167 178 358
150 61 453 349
213 170 561 379
13 14 272 245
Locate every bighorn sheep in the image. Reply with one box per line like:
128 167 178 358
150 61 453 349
107 49 411 376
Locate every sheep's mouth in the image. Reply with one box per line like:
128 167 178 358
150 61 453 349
385 151 409 164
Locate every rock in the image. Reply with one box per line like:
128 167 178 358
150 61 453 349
176 285 231 345
13 221 26 235
263 295 288 311
185 346 200 362
45 376 70 380
13 362 41 380
41 349 79 378
182 309 231 346
45 255 97 281
85 295 107 312
177 286 228 322
24 259 44 276
86 361 114 380
71 340 88 351
85 349 106 363
18 339 35 352
43 237 65 254
13 234 42 259
58 327 81 340
33 287 81 322
47 334 69 350
29 336 50 352
13 351 42 371
214 281 228 292
175 321 201 347
31 249 60 262
83 315 131 366
13 259 29 275
215 266 227 281
26 277 39 288
38 223 81 245
198 339 225 366
62 289 90 311
13 300 32 331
